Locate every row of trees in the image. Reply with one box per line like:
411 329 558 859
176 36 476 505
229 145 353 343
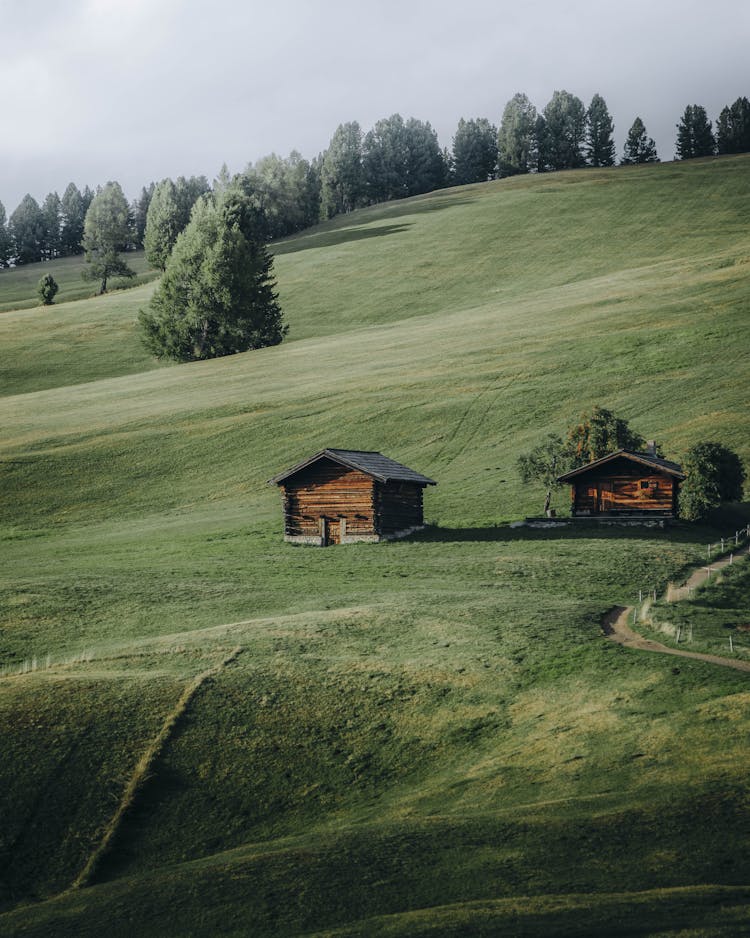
2 94 748 267
518 407 746 521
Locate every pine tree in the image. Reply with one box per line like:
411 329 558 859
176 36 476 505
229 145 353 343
542 90 587 170
144 179 181 270
60 183 86 255
82 182 135 293
0 201 12 267
41 191 62 260
320 122 364 219
9 194 45 264
37 273 59 305
452 118 498 185
675 105 715 159
139 184 286 361
585 94 615 167
621 117 659 164
132 183 155 247
716 97 750 154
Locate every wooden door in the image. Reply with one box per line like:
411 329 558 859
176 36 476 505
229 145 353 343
324 518 341 546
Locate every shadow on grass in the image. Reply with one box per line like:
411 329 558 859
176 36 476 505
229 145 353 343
409 522 719 545
272 223 412 256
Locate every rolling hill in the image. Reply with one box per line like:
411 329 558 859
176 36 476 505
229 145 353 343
1 155 749 936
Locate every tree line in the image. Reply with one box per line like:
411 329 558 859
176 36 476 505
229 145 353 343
1 93 747 269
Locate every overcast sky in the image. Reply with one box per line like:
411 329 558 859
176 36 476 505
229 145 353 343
1 0 748 211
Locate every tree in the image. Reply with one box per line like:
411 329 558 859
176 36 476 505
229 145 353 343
0 201 12 268
497 93 538 176
621 117 659 164
9 194 45 264
680 442 746 520
565 405 645 466
542 90 587 170
60 183 86 255
533 114 550 173
139 184 286 361
243 151 321 239
363 114 445 203
320 122 364 219
82 181 134 293
675 105 715 159
37 273 59 305
144 179 181 270
716 97 750 155
585 94 615 167
517 434 571 514
451 117 498 185
41 191 62 260
132 183 155 247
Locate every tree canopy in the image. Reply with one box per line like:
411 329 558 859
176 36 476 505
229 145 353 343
585 94 615 167
139 184 287 362
716 97 750 155
0 201 12 267
679 442 746 521
82 181 135 293
451 118 498 185
621 117 659 164
497 93 538 176
542 90 587 171
9 194 45 264
676 105 715 159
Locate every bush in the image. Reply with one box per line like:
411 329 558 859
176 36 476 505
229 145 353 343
37 273 59 306
680 442 746 520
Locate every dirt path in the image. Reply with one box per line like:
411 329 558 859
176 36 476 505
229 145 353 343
602 606 750 673
666 551 740 602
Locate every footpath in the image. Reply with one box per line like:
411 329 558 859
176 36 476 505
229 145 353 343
603 552 750 673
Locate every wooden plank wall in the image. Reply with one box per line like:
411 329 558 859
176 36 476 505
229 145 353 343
573 472 675 514
376 482 425 533
282 462 376 537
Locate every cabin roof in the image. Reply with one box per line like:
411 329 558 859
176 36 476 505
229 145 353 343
556 449 685 483
269 449 437 486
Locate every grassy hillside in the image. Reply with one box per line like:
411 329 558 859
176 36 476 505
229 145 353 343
1 156 749 935
0 250 157 313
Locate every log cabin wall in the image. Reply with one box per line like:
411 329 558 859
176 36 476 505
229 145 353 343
375 482 425 535
571 459 677 515
281 459 377 542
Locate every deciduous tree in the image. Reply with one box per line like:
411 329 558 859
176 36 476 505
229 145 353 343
585 94 615 167
565 406 645 466
680 442 746 520
497 93 537 176
621 117 659 164
82 181 134 293
139 184 286 361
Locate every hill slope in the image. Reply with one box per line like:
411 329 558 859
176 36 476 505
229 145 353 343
1 157 749 935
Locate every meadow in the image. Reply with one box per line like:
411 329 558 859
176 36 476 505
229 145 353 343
1 155 749 935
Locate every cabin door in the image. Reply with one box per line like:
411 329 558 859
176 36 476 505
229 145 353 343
323 518 341 546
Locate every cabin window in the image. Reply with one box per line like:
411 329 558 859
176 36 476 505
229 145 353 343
640 480 657 489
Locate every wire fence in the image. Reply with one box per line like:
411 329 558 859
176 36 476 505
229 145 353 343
630 522 750 655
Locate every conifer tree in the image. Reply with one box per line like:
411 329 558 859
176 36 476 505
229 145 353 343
716 97 750 154
585 94 615 167
144 179 181 270
542 90 587 170
0 200 12 267
675 105 715 159
621 117 659 164
139 184 286 361
320 122 364 218
60 183 86 255
452 117 498 185
41 191 62 260
9 194 45 264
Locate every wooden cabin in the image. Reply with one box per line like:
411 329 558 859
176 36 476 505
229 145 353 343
270 449 437 545
557 445 685 518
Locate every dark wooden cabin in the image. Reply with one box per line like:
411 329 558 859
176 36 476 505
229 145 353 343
270 449 436 545
557 445 685 518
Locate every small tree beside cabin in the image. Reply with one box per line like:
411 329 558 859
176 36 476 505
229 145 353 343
270 449 436 545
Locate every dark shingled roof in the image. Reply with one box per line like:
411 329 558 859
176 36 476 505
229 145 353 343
270 449 437 486
557 449 685 483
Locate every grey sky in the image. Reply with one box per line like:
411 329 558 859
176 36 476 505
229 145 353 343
1 0 748 211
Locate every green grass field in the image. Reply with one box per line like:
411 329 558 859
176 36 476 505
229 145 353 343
1 156 749 936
